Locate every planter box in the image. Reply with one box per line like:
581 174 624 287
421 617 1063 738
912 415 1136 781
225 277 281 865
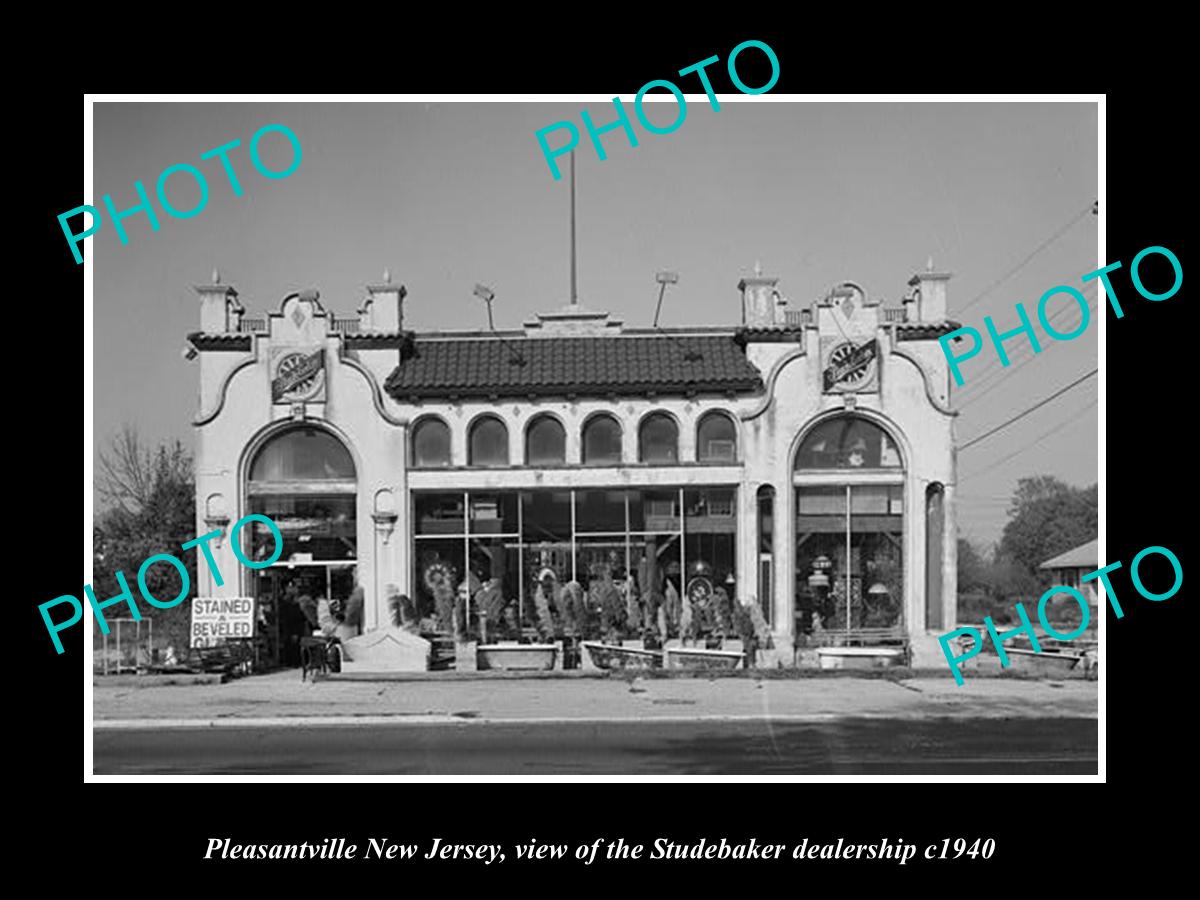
664 646 744 670
582 641 662 671
816 647 906 670
476 643 558 671
1003 647 1082 677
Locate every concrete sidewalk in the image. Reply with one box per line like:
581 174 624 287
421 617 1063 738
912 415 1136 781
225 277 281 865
93 670 1098 726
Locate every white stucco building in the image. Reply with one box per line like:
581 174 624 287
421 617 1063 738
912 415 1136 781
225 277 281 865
187 264 960 669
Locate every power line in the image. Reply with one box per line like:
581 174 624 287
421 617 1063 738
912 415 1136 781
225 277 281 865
959 368 1098 452
957 286 1098 410
954 279 1097 392
954 202 1095 318
960 398 1097 480
952 278 1098 401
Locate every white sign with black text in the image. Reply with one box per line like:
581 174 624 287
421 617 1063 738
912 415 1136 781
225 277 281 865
191 596 256 648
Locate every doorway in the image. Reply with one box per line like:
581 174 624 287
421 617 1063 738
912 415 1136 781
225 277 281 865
255 564 357 668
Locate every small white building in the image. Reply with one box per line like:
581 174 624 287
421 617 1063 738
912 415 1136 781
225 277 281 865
187 264 960 669
1040 539 1100 612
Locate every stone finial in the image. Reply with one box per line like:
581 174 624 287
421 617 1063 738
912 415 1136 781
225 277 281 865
926 256 934 273
383 267 391 284
212 267 221 284
754 259 763 277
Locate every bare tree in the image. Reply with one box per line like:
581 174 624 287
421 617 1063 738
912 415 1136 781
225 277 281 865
97 424 155 513
93 426 197 653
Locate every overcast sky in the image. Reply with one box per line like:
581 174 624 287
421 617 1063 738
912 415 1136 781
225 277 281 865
91 100 1098 549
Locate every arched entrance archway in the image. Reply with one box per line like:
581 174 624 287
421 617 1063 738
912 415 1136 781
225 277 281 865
245 425 358 667
792 415 905 641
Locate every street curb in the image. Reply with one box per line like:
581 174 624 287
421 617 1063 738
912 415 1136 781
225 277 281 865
318 669 614 683
312 667 1087 684
91 711 1100 730
93 673 225 687
90 669 1098 688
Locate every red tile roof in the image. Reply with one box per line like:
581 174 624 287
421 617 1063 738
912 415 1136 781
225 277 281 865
384 334 764 400
344 332 412 350
895 321 962 340
187 331 251 351
735 326 807 342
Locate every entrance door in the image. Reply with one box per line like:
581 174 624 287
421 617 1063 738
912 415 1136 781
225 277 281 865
255 565 358 668
244 425 359 665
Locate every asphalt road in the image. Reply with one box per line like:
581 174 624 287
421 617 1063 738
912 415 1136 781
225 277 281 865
94 717 1097 775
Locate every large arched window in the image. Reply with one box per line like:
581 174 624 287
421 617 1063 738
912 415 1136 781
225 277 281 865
794 416 902 470
246 426 357 568
526 415 566 465
697 411 738 463
411 416 451 468
582 414 622 465
249 428 355 482
793 416 904 637
469 415 509 467
639 412 679 464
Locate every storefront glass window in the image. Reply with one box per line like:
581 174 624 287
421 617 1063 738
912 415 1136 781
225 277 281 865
794 485 904 635
413 540 466 629
521 491 571 544
414 493 465 535
683 489 738 641
628 494 682 646
469 492 519 536
526 415 566 465
248 495 357 562
411 417 451 468
410 487 737 648
632 488 680 532
794 417 905 639
639 413 679 463
576 490 627 533
469 537 520 641
468 416 509 467
521 490 573 628
576 538 630 641
852 485 904 628
697 412 738 462
582 414 622 465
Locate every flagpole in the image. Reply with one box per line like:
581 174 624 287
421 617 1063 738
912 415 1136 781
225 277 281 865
570 149 577 305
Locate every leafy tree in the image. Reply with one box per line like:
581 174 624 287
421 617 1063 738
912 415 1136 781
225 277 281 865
957 539 990 594
998 476 1097 579
94 426 196 655
956 477 1097 625
956 538 1034 624
987 554 1042 610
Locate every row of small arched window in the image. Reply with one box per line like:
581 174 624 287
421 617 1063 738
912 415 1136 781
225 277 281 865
245 414 905 482
411 411 740 468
